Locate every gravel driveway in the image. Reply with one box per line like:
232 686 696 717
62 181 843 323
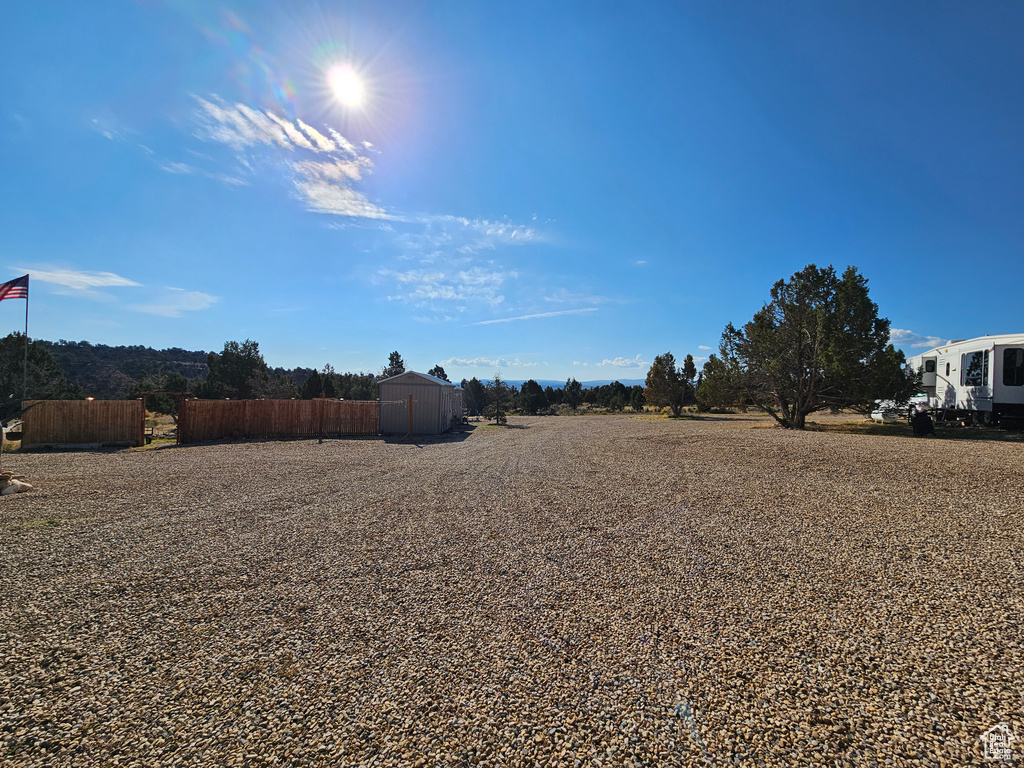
1 414 1021 766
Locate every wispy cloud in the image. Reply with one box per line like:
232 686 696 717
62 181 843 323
698 345 712 351
193 95 388 219
159 160 246 187
296 178 390 219
131 288 219 318
194 97 289 150
24 268 140 291
396 215 541 262
183 95 557 314
20 267 217 318
889 329 948 349
543 288 611 305
475 307 597 325
380 267 515 307
441 356 539 368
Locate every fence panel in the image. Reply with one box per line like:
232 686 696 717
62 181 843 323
178 399 378 444
20 399 145 448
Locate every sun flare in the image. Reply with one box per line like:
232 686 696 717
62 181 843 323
328 64 365 108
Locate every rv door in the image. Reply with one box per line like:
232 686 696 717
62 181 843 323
920 357 937 387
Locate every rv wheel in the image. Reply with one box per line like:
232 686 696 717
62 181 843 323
979 411 996 427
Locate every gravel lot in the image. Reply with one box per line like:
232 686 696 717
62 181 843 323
1 414 1021 767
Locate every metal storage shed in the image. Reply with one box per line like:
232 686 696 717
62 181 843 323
378 371 463 435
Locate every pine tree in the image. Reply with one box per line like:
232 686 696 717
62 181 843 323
720 264 917 428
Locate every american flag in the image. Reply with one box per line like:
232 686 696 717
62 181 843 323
0 275 28 302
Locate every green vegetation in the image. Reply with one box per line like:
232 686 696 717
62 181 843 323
380 351 405 379
0 263 927 434
644 264 919 430
0 333 83 420
482 374 513 425
644 352 695 417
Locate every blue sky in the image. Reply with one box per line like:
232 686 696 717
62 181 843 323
2 2 1022 382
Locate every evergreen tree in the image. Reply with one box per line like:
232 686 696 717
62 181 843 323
461 377 487 416
301 369 323 399
337 372 377 400
321 365 338 399
265 374 299 399
518 379 548 414
720 264 917 429
629 385 646 412
695 355 733 411
129 369 189 420
381 351 405 379
483 374 512 425
563 378 584 410
682 354 697 405
0 332 82 414
197 339 268 399
645 352 686 416
427 364 449 381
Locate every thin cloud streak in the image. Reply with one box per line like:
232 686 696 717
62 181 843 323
131 288 219 318
475 308 598 325
20 267 217 318
23 268 140 290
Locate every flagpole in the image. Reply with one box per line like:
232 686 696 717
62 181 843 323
22 278 29 401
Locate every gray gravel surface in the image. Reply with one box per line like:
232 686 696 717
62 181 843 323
1 414 1021 766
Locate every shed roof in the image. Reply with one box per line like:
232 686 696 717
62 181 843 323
377 370 461 388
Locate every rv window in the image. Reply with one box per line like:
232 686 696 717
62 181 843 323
945 362 950 377
925 360 936 373
1005 348 1024 387
961 351 988 387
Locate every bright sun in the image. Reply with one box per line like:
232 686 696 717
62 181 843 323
328 64 365 108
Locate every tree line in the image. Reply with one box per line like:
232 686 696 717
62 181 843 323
459 375 646 420
0 263 918 431
642 264 918 429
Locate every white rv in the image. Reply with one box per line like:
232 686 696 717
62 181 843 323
906 334 1024 425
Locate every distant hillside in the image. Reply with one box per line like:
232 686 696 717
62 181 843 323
504 379 645 389
42 340 210 399
35 339 647 400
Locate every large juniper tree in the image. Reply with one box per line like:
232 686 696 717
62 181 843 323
720 264 917 429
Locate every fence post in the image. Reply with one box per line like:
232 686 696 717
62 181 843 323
138 398 145 447
177 397 187 444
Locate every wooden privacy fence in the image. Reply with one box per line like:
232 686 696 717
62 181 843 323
21 399 145 448
177 399 379 444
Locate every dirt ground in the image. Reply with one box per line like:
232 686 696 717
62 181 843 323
1 413 1021 766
